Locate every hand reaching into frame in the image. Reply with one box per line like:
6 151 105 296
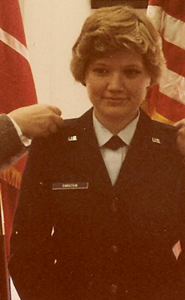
9 103 64 139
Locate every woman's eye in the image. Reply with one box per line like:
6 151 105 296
93 68 109 75
124 69 141 78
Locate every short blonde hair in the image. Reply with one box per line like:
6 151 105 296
70 5 165 85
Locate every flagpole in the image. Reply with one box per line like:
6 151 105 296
0 183 11 300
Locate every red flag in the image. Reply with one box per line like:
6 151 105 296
147 0 185 124
0 0 37 260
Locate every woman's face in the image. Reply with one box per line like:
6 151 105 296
85 49 151 128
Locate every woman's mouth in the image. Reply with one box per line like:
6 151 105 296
104 97 128 103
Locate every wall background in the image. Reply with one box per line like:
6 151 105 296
19 0 92 119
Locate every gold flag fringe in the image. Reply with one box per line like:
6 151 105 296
0 167 22 190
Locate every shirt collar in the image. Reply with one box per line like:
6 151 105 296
93 111 140 147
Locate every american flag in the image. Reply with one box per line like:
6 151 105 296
147 0 185 124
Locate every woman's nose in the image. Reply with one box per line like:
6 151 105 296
107 73 124 91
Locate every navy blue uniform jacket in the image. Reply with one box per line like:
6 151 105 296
9 109 185 300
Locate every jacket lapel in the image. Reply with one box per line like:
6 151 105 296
114 111 153 189
66 108 113 194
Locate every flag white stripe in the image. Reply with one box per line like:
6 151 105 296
147 5 163 31
159 67 185 105
147 5 185 50
0 27 29 61
162 14 185 50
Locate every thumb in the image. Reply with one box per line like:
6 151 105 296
49 105 62 116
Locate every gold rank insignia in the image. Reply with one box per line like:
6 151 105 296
152 137 161 144
68 135 77 141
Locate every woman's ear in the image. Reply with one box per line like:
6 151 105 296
82 74 86 86
147 77 152 88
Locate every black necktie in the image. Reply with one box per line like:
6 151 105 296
104 135 124 150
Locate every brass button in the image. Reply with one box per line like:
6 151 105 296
111 245 118 253
111 284 118 293
111 202 117 212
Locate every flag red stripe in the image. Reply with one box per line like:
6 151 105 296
148 0 162 6
151 90 185 123
162 39 185 77
0 43 37 113
0 2 26 46
148 0 185 23
162 2 185 23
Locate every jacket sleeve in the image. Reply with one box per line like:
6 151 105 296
0 114 26 170
9 136 59 300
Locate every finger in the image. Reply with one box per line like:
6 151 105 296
49 105 62 116
178 128 185 134
174 121 181 128
174 120 185 128
53 115 64 127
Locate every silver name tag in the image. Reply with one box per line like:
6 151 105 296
52 182 89 190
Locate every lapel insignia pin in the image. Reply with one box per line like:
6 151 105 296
68 135 77 142
152 137 161 144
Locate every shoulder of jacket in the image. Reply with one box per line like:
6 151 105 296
31 115 84 149
151 120 177 138
148 119 179 154
139 110 177 142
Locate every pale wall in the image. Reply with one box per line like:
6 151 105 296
19 0 92 119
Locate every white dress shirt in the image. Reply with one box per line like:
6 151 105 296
93 113 139 185
8 115 31 147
